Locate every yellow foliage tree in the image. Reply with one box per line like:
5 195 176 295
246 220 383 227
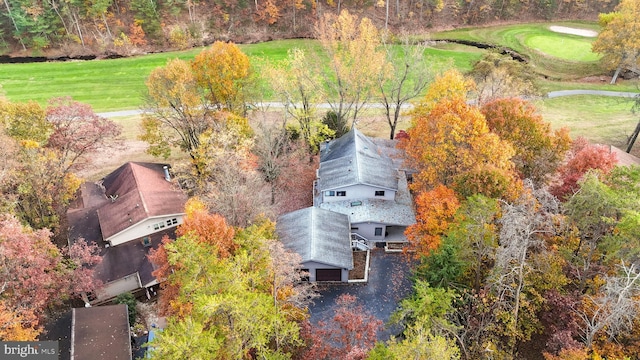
592 0 640 83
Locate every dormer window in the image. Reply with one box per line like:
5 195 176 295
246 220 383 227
325 191 335 196
336 191 346 196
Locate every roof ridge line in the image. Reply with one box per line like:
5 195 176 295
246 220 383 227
129 163 151 215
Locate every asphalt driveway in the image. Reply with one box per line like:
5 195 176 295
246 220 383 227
308 249 415 341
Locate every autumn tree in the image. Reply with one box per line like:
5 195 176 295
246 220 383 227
403 71 519 199
405 185 460 259
481 98 571 186
141 58 209 159
576 261 640 349
262 47 331 150
378 38 437 139
148 219 314 358
592 0 640 83
301 294 383 359
45 97 123 172
0 215 101 340
315 10 387 136
488 182 565 357
469 51 539 105
0 98 120 233
549 137 617 200
141 43 252 159
192 41 252 116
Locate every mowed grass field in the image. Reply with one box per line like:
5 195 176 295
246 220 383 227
0 39 482 112
1 22 639 150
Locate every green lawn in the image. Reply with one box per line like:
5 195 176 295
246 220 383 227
0 39 482 112
537 95 637 147
432 21 603 79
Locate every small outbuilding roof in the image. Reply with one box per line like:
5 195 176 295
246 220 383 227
276 207 353 270
97 162 187 241
71 304 131 360
317 128 398 191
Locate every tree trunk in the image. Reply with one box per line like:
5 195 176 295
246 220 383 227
611 65 622 84
3 0 27 51
626 120 640 153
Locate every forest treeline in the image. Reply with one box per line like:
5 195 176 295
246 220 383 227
0 0 617 55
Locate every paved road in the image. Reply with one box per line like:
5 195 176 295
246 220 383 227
98 90 638 118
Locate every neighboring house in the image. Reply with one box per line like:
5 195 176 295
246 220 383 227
67 162 188 304
315 128 416 245
276 207 353 282
71 304 132 360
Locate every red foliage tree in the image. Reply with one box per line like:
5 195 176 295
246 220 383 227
46 97 123 172
550 138 617 199
299 294 383 360
0 214 101 340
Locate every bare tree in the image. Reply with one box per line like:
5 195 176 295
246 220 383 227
489 181 559 356
576 261 640 348
378 36 437 139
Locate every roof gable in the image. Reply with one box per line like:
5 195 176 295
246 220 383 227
276 207 353 270
97 162 187 240
318 128 398 191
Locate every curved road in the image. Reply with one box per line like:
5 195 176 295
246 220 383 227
97 90 638 118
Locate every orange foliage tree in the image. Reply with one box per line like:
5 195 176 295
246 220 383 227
148 198 238 316
405 185 460 258
481 98 571 186
404 92 519 200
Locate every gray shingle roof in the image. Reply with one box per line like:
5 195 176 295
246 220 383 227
276 207 353 270
317 128 398 191
319 169 415 226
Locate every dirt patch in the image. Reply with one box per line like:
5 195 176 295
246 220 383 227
549 25 598 38
349 251 367 280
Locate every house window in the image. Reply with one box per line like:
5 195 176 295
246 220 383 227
153 223 159 230
171 218 178 225
350 201 362 206
375 190 385 196
336 191 346 196
351 227 359 231
166 219 172 226
325 191 335 196
375 227 383 236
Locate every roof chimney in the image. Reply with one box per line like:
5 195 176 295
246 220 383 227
163 166 171 181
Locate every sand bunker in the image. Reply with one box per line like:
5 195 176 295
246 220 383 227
549 25 598 37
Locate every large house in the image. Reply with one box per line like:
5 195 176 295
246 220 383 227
67 162 188 303
277 128 415 282
315 128 415 246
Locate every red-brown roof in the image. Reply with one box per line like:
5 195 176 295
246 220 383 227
71 304 131 360
97 162 188 240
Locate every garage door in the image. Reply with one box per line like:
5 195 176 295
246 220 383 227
316 269 342 281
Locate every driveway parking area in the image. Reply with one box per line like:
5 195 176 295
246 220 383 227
308 249 415 341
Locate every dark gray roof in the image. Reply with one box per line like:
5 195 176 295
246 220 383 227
276 207 353 270
317 128 398 191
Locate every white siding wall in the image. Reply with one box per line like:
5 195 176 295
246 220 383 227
352 222 387 241
108 214 184 246
94 273 141 303
301 261 350 282
322 184 395 203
